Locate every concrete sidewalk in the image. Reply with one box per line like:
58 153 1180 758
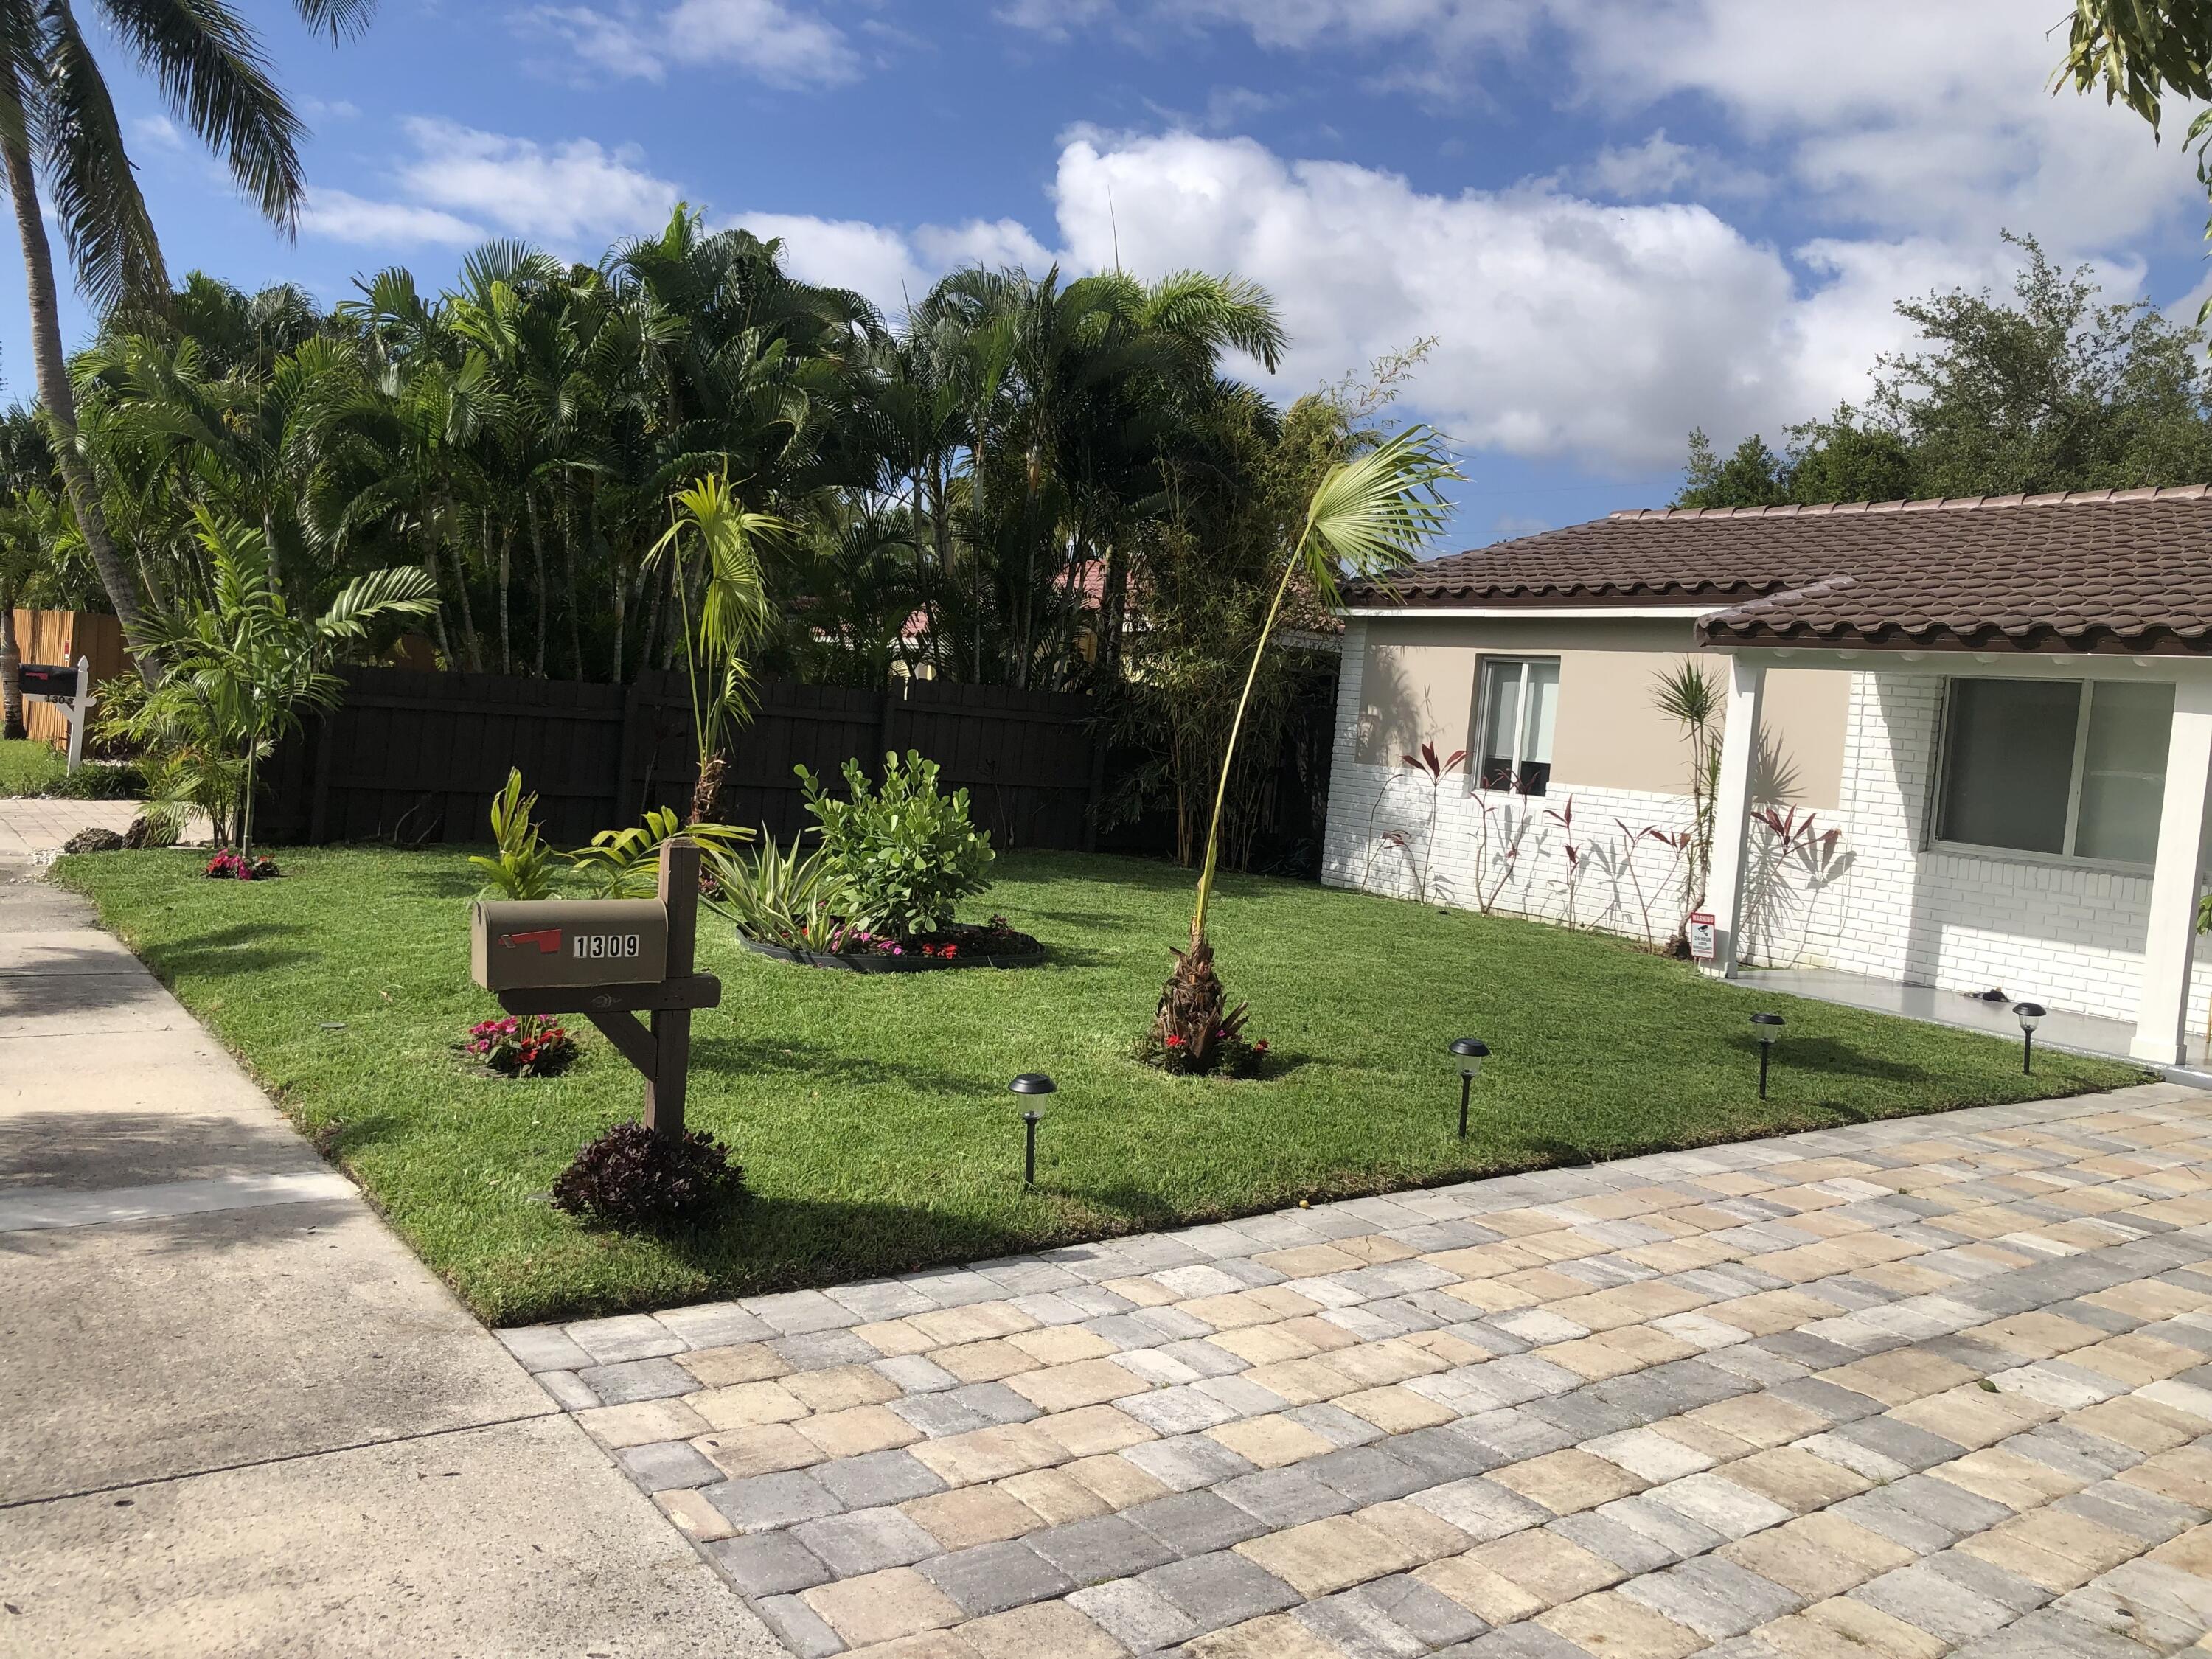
0 837 782 1655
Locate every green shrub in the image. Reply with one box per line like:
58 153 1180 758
570 806 751 898
796 750 994 940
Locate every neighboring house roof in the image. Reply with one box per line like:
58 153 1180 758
1352 484 2212 655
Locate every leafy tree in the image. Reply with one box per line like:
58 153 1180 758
2059 2 2212 316
1674 237 2212 506
1676 430 1790 509
0 0 378 680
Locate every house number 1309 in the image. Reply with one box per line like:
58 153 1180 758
572 934 642 960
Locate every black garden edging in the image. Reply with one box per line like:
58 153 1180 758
738 931 1047 974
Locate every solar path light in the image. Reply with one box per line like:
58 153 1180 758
1750 1012 1784 1100
2014 1002 2045 1075
1009 1073 1055 1185
1449 1037 1489 1140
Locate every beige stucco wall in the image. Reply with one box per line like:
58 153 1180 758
1351 615 1848 810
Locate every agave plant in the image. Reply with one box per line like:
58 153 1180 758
1156 425 1458 1071
706 830 855 952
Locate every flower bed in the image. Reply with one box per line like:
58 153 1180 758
205 850 280 881
462 1015 580 1077
740 917 1046 973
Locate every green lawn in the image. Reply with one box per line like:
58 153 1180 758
0 737 140 799
55 846 2139 1324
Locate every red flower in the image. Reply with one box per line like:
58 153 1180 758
1253 1040 1269 1052
1164 1034 1186 1048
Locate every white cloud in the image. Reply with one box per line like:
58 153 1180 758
301 188 485 246
1003 0 2202 250
728 212 1054 310
392 118 681 248
1577 130 1765 203
518 0 858 87
1049 131 1844 468
131 114 183 150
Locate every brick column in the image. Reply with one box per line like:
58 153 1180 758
2132 677 2212 1065
1705 655 1766 978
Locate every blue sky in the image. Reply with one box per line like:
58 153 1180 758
27 0 2212 544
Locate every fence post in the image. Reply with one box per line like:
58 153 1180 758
308 702 337 844
878 678 904 776
616 679 644 822
1084 714 1107 854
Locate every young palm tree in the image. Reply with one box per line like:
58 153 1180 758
0 0 378 681
131 507 433 855
1156 425 1459 1069
644 473 781 821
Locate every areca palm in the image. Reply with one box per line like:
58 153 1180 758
0 0 377 682
1155 425 1461 1070
131 506 433 854
644 472 782 821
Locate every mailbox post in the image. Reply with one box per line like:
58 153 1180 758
470 838 720 1140
21 657 93 772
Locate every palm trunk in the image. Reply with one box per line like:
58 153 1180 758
0 588 22 740
451 518 484 672
1 133 157 689
494 521 512 675
526 491 549 678
559 493 584 681
420 543 457 667
1189 549 1298 947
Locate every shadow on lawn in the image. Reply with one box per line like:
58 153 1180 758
602 1192 1047 1309
141 920 311 980
1746 1034 1933 1085
692 1032 1003 1099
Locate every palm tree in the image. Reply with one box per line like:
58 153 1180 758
645 473 781 821
131 507 432 854
1155 425 1460 1069
0 0 378 681
0 403 55 737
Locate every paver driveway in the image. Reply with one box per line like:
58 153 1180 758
504 1079 2212 1658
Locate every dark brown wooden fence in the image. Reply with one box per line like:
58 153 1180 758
259 667 1107 851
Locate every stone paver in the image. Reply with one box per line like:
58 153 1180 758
515 1079 2212 1655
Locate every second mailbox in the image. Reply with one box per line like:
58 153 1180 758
470 899 668 992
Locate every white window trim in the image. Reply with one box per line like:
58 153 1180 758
1469 655 1559 796
1930 676 2162 875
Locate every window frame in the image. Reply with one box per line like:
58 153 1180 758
1930 675 2168 875
1469 654 1560 797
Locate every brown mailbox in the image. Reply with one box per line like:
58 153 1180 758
470 900 668 992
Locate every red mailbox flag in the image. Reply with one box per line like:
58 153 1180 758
500 929 563 954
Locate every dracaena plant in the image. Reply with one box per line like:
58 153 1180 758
1386 740 1467 905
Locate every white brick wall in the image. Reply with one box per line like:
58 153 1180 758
1820 672 2212 1034
1321 622 1850 962
1321 627 2212 1038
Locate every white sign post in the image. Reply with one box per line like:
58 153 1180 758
1685 910 1717 963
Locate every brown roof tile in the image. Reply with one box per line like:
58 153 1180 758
1353 486 2212 654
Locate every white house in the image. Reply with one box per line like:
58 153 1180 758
1322 486 2212 1068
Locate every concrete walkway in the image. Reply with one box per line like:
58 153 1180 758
510 1081 2212 1659
0 827 781 1654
